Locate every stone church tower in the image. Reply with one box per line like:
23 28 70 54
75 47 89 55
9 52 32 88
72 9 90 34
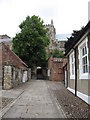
46 20 56 41
46 20 65 53
46 20 56 52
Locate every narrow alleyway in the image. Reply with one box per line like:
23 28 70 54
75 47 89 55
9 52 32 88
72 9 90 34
2 80 66 118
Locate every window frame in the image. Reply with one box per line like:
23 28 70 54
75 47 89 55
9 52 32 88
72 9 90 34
78 37 89 79
82 46 88 73
69 51 75 79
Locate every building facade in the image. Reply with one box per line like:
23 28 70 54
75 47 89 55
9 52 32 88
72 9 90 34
65 21 90 104
0 42 31 89
48 57 67 81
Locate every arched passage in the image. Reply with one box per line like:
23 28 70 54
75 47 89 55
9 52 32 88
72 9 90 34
37 67 43 79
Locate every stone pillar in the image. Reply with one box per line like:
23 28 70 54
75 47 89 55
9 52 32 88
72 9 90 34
31 67 37 80
28 68 31 80
3 66 12 89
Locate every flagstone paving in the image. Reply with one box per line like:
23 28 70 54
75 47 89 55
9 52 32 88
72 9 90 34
2 80 66 118
1 80 89 119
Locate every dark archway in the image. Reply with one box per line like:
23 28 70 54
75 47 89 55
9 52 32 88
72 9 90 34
37 67 44 79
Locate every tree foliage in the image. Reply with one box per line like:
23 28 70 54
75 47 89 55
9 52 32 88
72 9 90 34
49 49 64 58
12 15 50 69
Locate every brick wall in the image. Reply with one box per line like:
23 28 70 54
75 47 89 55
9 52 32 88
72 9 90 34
1 43 29 89
2 43 28 70
48 57 67 81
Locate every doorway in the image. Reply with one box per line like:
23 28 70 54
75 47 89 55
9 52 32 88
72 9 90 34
37 67 43 79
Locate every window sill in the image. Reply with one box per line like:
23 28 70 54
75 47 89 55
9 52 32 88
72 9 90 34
79 73 89 79
70 75 75 80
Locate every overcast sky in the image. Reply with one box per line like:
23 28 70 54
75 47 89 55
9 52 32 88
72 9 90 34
0 0 89 38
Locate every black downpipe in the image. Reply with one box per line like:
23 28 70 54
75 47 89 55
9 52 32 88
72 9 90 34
74 47 77 96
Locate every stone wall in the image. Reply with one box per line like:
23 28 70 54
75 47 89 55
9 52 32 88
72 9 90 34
0 43 2 87
28 68 31 81
4 66 12 89
52 40 65 52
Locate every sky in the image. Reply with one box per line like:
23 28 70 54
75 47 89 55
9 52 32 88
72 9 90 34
0 0 89 38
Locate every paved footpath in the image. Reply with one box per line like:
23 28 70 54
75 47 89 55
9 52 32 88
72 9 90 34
2 80 66 118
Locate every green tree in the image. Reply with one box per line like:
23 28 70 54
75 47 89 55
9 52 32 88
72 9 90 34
52 49 64 58
12 15 50 69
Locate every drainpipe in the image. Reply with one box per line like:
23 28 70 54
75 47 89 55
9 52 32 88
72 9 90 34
74 47 77 96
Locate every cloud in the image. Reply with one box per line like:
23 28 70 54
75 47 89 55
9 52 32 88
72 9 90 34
0 0 89 37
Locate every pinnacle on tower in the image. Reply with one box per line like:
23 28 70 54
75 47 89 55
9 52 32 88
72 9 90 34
51 19 53 25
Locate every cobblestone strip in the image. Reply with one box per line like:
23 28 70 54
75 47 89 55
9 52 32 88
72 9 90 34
54 88 89 118
46 81 89 119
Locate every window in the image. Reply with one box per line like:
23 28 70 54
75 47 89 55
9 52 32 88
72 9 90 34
70 51 75 79
71 54 74 75
82 46 88 73
78 37 89 79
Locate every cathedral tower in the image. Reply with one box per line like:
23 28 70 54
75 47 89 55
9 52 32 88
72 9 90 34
46 20 56 52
